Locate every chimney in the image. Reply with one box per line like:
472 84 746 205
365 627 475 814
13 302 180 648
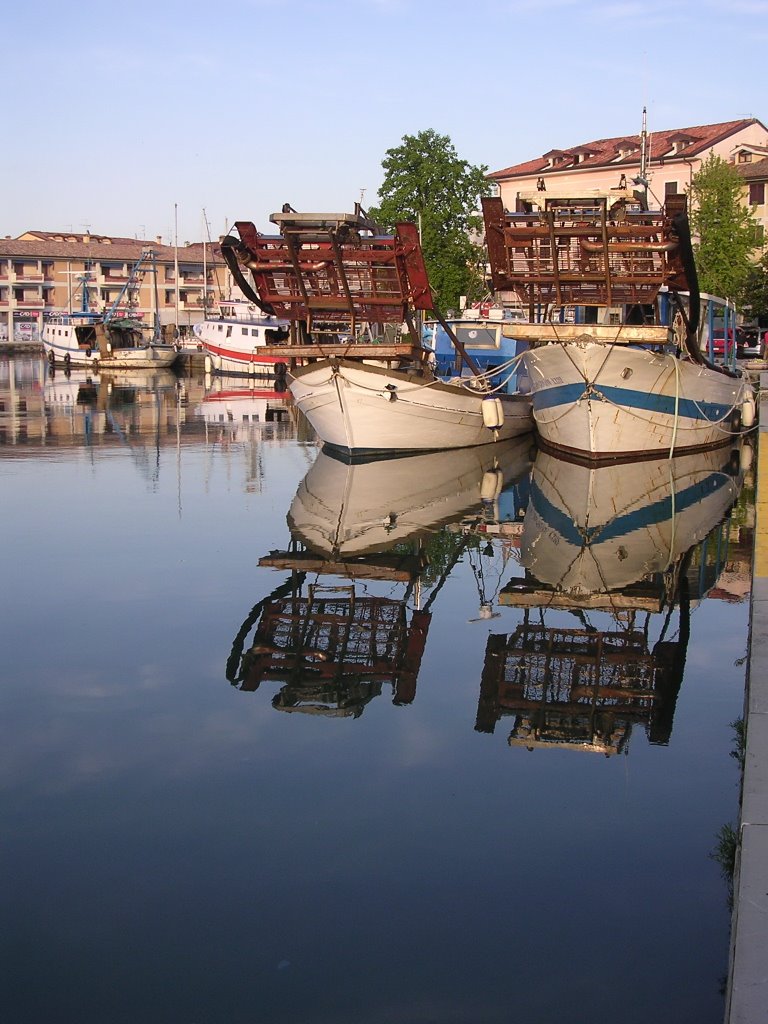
156 235 163 245
84 233 91 243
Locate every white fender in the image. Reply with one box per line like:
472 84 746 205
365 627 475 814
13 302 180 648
482 396 504 430
742 397 756 429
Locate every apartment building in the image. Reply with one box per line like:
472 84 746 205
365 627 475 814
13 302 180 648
0 229 228 343
488 117 768 249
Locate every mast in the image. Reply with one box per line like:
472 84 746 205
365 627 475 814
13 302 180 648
174 203 180 338
202 209 208 320
151 250 161 343
636 106 650 208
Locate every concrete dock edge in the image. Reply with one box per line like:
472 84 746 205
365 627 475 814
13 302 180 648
725 371 768 1024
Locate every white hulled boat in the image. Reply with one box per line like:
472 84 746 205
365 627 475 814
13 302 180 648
218 206 533 455
482 187 756 460
42 251 178 371
192 298 291 377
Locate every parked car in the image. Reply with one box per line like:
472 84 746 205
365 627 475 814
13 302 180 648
737 326 765 359
709 328 736 357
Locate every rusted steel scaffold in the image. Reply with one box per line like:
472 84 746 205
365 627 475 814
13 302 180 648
220 204 482 373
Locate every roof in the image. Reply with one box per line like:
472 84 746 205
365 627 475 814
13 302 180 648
736 156 768 181
0 234 224 264
489 118 767 180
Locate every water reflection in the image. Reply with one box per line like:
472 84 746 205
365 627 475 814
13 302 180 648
227 439 535 714
476 445 749 753
0 358 302 456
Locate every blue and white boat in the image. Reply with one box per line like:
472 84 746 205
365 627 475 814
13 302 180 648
482 190 755 460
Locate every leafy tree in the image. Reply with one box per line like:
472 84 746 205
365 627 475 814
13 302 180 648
369 130 491 313
688 153 759 301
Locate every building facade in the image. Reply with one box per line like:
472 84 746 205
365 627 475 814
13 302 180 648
488 118 768 250
0 230 228 344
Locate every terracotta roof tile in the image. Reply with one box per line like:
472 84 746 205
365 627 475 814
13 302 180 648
489 118 766 180
0 236 224 263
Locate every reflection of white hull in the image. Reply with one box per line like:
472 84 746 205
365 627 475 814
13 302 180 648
289 437 534 557
289 359 533 453
521 446 743 593
525 343 751 459
196 380 293 439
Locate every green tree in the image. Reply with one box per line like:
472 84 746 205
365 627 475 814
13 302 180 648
369 130 491 313
689 153 759 301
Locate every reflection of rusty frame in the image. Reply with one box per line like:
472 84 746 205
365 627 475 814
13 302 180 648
238 585 430 710
482 194 689 309
475 624 681 750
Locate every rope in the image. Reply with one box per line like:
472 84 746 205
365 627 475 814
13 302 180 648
668 356 680 460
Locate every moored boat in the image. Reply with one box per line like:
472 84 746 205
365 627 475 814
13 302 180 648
218 206 533 454
42 251 178 371
482 187 756 460
192 297 290 377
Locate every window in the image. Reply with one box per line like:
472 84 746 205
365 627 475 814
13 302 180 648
738 151 753 163
665 181 678 197
749 182 765 205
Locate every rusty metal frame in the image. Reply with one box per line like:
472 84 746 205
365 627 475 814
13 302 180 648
481 195 691 309
228 212 434 333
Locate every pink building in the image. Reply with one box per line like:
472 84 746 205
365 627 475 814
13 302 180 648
488 118 768 246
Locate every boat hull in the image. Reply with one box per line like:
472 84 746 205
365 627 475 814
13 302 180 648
524 343 751 459
193 316 289 377
43 326 178 370
288 359 534 453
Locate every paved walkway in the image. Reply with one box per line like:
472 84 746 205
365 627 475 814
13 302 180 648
725 372 768 1023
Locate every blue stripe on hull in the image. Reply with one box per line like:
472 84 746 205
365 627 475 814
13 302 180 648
530 471 730 548
532 381 734 423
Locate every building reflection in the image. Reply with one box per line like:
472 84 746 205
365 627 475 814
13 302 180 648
0 357 301 455
475 444 750 754
227 438 534 716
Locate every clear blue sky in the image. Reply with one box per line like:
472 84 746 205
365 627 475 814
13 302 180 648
4 0 766 243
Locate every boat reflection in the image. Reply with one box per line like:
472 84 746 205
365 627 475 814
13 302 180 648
475 445 748 753
194 376 293 440
227 439 535 716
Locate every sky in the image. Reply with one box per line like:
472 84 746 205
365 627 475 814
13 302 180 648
3 0 767 243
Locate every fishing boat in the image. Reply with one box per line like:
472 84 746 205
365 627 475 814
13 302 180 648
192 297 291 377
218 206 533 455
482 187 756 460
42 251 179 371
475 444 747 751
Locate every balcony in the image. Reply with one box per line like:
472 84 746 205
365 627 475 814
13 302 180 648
15 296 45 308
12 272 44 283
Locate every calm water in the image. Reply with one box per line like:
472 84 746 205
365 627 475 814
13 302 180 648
1 355 753 1024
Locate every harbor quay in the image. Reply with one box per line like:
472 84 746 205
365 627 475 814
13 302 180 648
725 369 768 1023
